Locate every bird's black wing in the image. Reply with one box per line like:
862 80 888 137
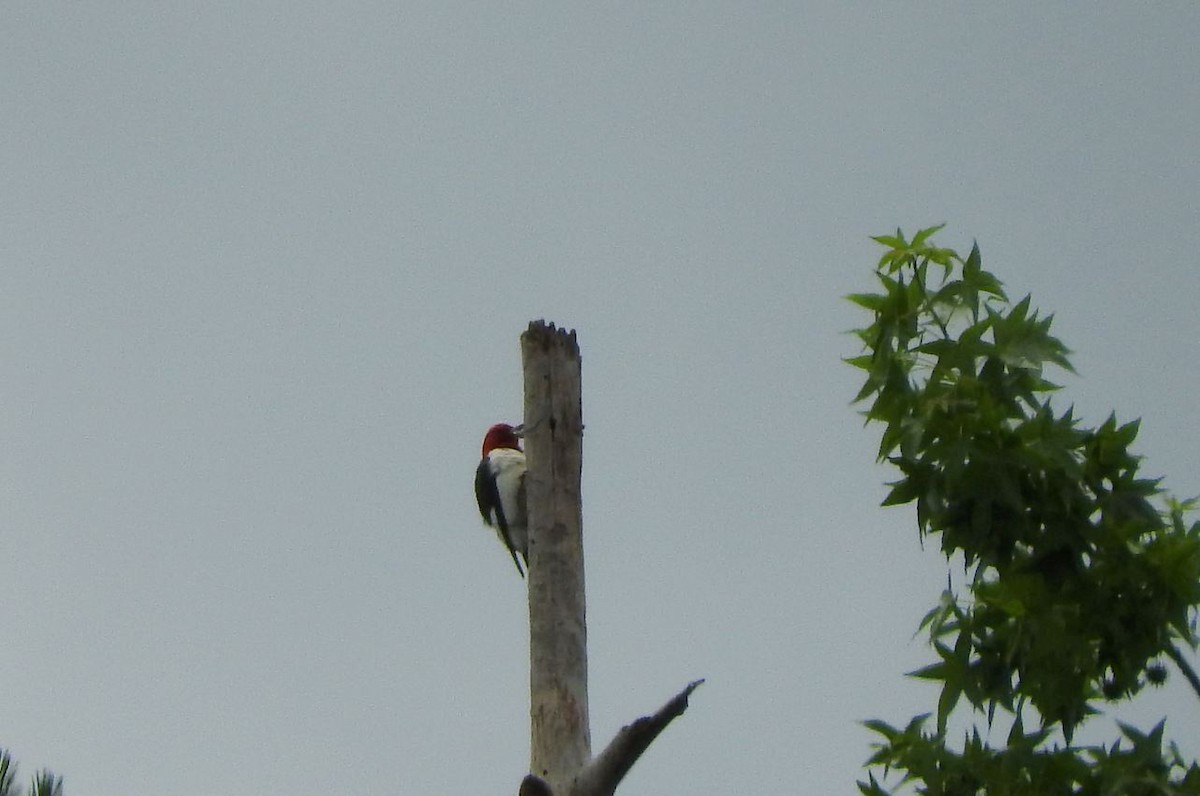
474 457 498 523
475 457 526 578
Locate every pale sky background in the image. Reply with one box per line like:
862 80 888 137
2 4 1199 795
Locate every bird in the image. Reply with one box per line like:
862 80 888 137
474 422 528 577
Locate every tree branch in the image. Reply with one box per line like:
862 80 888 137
569 680 705 796
520 774 554 796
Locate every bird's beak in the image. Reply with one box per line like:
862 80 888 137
512 423 525 438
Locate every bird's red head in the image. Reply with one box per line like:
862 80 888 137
481 423 522 457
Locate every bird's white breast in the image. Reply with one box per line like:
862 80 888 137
486 448 527 535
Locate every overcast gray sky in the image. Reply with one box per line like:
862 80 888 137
3 4 1199 794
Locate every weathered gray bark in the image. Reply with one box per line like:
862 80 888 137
519 320 700 796
568 679 705 796
521 321 590 789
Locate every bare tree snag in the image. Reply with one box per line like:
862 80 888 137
522 321 589 788
519 320 701 796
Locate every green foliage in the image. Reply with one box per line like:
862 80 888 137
0 752 13 796
0 751 62 796
849 227 1200 795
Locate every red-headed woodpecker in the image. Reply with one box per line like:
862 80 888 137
475 423 528 577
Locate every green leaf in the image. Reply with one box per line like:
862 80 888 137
963 242 981 276
908 660 949 681
881 478 920 507
910 223 947 249
857 772 890 796
936 683 960 734
844 353 875 372
861 718 901 740
847 292 886 311
871 231 907 249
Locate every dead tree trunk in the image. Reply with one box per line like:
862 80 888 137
519 321 701 796
521 321 590 787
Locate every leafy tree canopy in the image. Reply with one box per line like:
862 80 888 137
849 226 1200 795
